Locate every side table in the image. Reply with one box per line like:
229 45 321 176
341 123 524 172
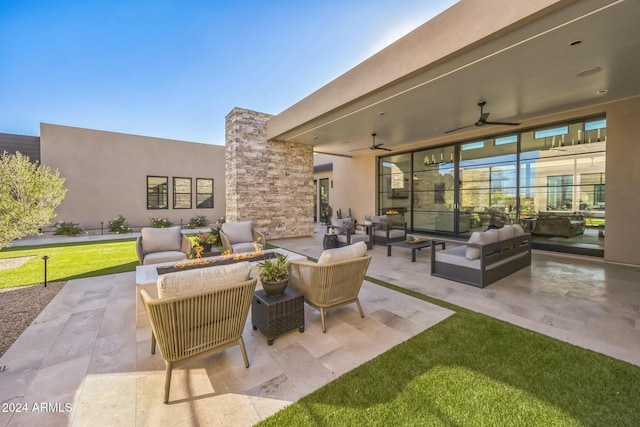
252 287 305 346
323 233 339 250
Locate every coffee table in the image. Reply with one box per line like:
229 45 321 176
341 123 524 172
387 239 446 262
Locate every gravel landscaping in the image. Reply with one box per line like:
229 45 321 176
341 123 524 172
0 282 66 357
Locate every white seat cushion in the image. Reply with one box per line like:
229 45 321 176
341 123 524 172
374 229 404 239
157 261 251 299
318 241 367 264
231 242 263 254
143 251 188 266
141 226 182 254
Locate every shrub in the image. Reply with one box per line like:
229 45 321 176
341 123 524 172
108 215 132 233
217 216 226 225
150 217 173 228
187 215 208 228
54 221 83 236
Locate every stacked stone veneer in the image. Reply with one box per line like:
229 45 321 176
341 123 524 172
225 107 314 239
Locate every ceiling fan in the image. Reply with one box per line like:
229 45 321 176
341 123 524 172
445 101 521 134
349 133 392 152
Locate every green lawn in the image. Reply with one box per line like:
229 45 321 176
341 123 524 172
0 239 138 288
259 280 640 426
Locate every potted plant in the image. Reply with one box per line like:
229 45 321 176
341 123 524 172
193 229 221 252
363 214 372 226
257 253 289 296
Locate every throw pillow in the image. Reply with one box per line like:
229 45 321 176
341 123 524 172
465 232 482 260
318 241 367 264
222 221 254 244
484 228 499 244
142 226 182 255
498 224 515 241
157 261 252 299
512 223 525 236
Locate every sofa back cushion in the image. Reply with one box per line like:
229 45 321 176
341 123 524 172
498 224 515 241
512 223 525 236
141 226 182 255
222 221 254 244
465 232 483 260
318 241 367 264
157 261 251 299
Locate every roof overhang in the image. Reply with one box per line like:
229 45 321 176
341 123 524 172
266 0 640 156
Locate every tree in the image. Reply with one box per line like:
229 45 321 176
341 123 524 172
0 152 66 249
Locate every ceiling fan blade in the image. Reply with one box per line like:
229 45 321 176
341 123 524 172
348 146 372 152
444 124 476 134
483 120 521 126
377 146 392 151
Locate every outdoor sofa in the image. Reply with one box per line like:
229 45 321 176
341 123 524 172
431 224 531 288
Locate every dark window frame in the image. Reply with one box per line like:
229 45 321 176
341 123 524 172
173 177 192 209
147 176 169 210
196 178 214 209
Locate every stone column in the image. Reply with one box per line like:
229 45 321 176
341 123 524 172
225 107 314 239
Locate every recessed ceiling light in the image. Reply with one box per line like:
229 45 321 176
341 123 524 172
596 89 608 95
569 40 583 46
576 67 601 77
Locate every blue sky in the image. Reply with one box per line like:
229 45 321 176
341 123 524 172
0 1 457 145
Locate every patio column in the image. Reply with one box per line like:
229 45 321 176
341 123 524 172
225 107 314 239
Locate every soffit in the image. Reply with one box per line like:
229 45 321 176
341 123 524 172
269 0 640 157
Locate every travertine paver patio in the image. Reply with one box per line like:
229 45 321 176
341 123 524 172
1 228 640 426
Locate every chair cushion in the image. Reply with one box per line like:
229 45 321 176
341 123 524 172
371 215 389 225
331 218 346 235
512 223 525 236
157 261 251 299
498 224 514 241
222 221 254 244
318 241 367 264
465 232 483 260
231 242 263 254
374 229 405 239
143 251 188 266
141 226 182 255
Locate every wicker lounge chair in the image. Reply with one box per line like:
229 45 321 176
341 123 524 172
136 226 192 265
289 242 371 332
140 266 257 403
219 221 266 253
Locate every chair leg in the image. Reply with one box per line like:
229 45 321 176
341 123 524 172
356 298 364 318
239 337 250 368
164 362 173 404
320 308 327 333
150 332 156 355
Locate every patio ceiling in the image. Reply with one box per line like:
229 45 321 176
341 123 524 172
267 0 640 156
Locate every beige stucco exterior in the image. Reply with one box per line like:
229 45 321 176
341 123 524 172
40 123 226 231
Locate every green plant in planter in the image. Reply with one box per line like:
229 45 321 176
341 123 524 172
108 215 132 233
193 229 221 249
257 253 289 296
187 215 208 228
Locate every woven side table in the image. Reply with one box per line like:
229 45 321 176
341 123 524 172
252 287 305 346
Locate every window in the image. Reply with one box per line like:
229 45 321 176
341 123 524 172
147 176 168 209
173 177 192 209
547 175 573 210
196 178 214 208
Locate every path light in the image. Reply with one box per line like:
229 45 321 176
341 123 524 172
42 255 49 287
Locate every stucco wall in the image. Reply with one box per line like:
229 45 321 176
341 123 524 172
225 108 314 239
40 123 226 230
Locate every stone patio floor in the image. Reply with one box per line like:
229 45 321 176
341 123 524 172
1 229 639 426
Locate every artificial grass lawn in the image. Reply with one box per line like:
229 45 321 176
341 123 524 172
259 279 640 426
0 239 138 288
